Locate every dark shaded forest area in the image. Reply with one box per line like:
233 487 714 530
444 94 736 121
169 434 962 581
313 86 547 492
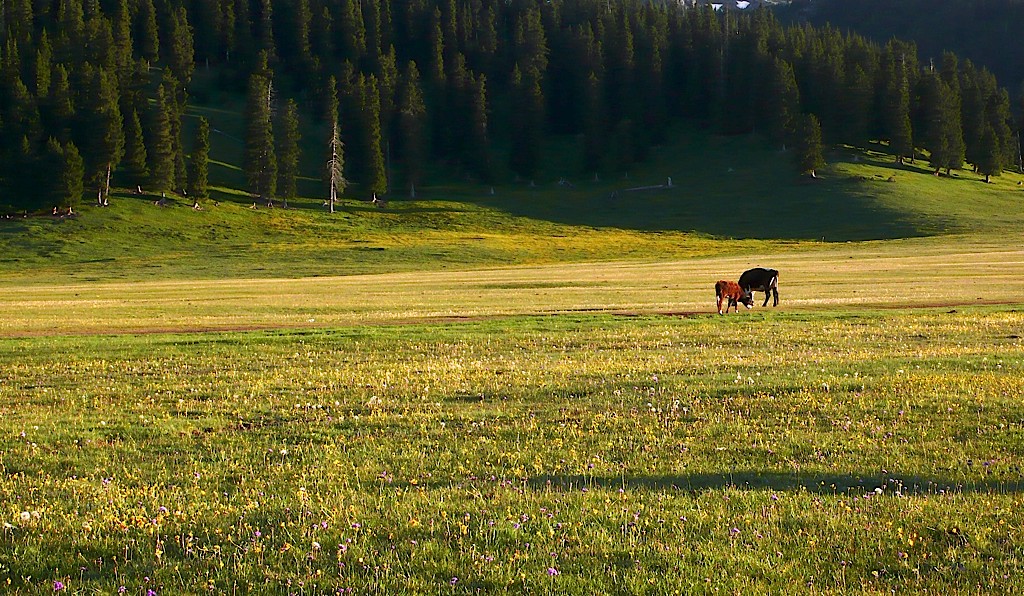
0 0 1017 212
778 0 1024 96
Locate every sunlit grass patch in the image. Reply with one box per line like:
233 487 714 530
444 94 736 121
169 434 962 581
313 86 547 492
1 308 1023 593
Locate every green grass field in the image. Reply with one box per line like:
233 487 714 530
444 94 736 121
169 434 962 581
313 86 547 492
2 125 1024 593
1 308 1022 593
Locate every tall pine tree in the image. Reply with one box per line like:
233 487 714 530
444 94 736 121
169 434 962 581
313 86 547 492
794 113 825 178
121 106 148 188
243 71 277 203
396 61 426 196
763 57 800 150
509 65 544 180
82 66 124 204
146 85 174 192
187 116 210 201
276 99 301 205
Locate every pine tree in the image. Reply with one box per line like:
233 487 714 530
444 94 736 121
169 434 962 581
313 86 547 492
794 113 825 178
4 136 40 209
134 0 159 61
842 65 873 148
111 0 133 78
146 85 174 192
230 0 255 66
7 0 34 47
326 116 346 213
985 88 1015 172
282 0 313 77
187 116 210 200
938 54 965 175
337 0 366 64
977 124 1001 183
82 13 116 71
921 71 965 176
377 46 399 142
363 0 383 73
34 32 53 98
189 0 221 67
276 99 301 204
43 137 66 208
44 138 84 211
464 72 492 182
161 76 188 193
509 65 544 180
55 0 85 63
166 6 195 85
763 57 800 150
427 7 446 87
356 75 387 197
310 6 334 65
883 56 914 164
605 5 636 126
636 11 668 148
46 65 75 142
513 6 549 86
243 71 277 203
396 61 426 195
121 107 148 187
82 66 124 203
57 140 84 210
960 62 986 170
254 0 276 61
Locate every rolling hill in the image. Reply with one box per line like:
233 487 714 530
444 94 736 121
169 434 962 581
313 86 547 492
4 115 1024 285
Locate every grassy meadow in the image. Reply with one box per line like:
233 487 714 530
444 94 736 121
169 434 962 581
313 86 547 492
1 305 1023 594
4 119 1024 592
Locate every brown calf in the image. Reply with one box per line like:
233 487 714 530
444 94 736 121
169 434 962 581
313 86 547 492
715 280 753 315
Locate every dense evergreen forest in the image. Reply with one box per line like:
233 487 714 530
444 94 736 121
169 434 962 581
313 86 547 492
777 0 1024 96
0 0 1018 213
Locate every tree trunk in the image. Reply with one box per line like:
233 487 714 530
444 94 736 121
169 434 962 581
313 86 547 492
104 162 113 201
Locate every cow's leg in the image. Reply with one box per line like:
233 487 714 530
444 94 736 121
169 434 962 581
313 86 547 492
772 288 779 307
717 294 724 315
761 289 770 308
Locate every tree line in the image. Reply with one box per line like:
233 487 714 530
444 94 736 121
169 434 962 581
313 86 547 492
0 0 1018 213
778 0 1024 99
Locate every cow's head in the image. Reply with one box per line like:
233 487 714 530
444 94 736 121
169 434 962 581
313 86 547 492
739 292 754 309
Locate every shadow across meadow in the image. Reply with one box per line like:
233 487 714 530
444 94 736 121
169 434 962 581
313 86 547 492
525 470 1024 496
469 174 925 242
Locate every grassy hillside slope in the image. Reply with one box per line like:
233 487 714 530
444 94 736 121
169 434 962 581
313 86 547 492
3 92 1024 284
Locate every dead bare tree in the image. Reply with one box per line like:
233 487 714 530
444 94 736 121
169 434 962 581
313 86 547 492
326 118 346 214
327 117 348 214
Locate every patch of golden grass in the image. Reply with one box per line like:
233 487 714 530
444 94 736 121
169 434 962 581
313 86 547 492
2 234 1023 337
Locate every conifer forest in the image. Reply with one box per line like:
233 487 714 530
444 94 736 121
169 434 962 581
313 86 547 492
0 0 1017 212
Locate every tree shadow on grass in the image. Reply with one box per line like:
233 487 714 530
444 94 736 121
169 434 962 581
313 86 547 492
468 137 946 241
526 471 1024 495
470 175 926 242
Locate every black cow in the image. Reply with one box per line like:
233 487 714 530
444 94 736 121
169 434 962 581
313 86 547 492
738 268 779 307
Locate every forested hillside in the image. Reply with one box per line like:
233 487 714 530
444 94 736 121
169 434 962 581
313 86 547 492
776 0 1024 97
0 0 1018 213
